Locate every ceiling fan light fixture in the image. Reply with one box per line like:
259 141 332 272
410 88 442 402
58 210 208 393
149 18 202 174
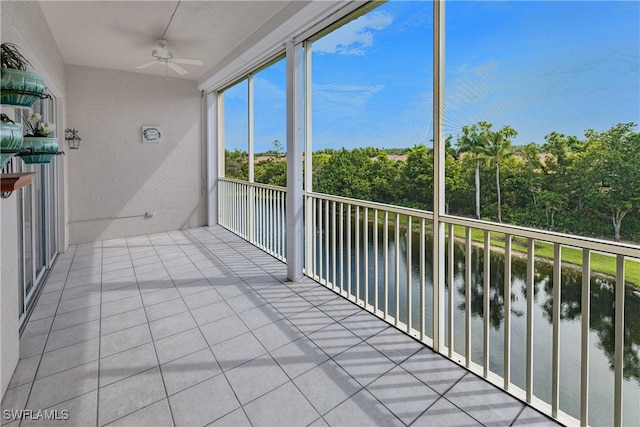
133 4 203 76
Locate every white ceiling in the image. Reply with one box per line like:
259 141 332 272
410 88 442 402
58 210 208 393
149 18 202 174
39 1 295 81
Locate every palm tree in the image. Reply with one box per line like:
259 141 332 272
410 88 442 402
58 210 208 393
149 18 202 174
457 122 489 219
483 125 517 223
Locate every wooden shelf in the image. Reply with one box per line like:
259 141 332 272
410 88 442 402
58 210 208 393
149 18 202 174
1 172 36 193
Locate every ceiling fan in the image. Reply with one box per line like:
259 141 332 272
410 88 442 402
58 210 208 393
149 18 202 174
136 38 203 76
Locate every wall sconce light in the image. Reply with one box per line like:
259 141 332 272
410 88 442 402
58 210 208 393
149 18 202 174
65 128 81 149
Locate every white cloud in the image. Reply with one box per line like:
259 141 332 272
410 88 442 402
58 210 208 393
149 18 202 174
313 83 384 117
313 12 393 56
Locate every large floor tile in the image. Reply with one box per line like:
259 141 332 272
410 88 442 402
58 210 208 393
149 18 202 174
181 288 222 310
100 294 143 318
99 342 158 387
154 327 208 365
27 361 99 410
400 347 467 394
169 375 240 426
225 354 289 404
21 390 98 427
270 338 329 379
37 338 99 379
252 318 304 352
7 355 41 389
144 297 189 322
199 314 250 347
210 408 252 427
44 319 100 352
105 399 173 427
339 310 389 340
366 326 424 364
333 342 395 387
237 304 285 330
210 332 267 371
366 365 440 425
293 359 362 415
190 300 235 326
97 367 166 426
50 306 100 332
243 382 320 427
308 322 362 358
100 307 147 335
443 374 524 427
288 307 335 335
413 397 482 426
160 348 221 396
513 406 559 426
148 311 197 341
100 324 152 358
1 382 31 413
323 389 403 427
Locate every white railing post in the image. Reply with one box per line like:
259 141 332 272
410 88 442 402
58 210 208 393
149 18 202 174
580 249 591 427
526 238 535 402
614 255 625 427
483 230 490 377
552 243 562 417
286 39 304 282
504 234 512 390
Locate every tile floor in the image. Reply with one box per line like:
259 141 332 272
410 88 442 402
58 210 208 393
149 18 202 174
1 225 559 426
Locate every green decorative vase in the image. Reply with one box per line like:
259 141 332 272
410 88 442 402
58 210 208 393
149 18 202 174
21 137 58 164
1 69 46 107
0 120 23 168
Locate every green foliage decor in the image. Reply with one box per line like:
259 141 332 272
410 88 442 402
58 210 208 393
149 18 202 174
1 43 46 107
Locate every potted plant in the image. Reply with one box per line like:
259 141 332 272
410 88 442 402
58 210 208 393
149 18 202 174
0 113 23 169
20 112 58 164
1 43 46 107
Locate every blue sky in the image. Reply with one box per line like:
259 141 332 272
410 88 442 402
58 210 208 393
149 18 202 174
224 0 640 153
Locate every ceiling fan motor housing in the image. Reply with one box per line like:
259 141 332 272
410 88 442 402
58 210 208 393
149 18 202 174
152 48 173 62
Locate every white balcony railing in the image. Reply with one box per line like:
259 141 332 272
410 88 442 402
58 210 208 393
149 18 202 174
219 177 640 427
219 178 286 262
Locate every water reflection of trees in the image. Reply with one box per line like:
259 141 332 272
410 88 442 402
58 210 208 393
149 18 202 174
454 246 524 329
452 242 640 383
538 269 640 382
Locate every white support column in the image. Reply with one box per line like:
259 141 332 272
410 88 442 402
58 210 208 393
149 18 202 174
432 0 446 352
248 75 255 183
206 91 218 226
286 39 304 282
247 75 255 242
304 41 314 275
217 92 226 225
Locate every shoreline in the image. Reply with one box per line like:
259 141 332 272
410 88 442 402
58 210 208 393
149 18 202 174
359 216 640 288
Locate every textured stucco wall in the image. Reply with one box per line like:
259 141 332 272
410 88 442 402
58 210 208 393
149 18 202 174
0 197 20 401
66 65 205 244
0 1 67 401
0 1 67 96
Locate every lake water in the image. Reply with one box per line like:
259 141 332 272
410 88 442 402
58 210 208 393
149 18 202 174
310 216 640 427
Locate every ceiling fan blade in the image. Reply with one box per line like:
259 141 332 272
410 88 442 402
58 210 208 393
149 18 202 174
136 61 158 70
168 62 189 76
172 58 204 66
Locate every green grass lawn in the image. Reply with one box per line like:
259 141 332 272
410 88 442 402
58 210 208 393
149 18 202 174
449 224 640 287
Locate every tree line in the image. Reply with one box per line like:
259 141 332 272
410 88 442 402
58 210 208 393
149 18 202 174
224 122 640 242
